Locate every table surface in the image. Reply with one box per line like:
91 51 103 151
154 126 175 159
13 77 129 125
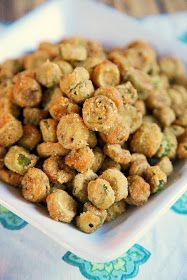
1 0 187 21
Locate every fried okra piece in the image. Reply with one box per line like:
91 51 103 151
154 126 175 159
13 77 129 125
40 119 58 143
100 157 121 172
91 147 105 173
80 56 104 75
37 142 69 158
88 131 97 148
131 153 147 162
43 156 73 184
142 115 160 125
116 81 138 105
169 125 185 138
144 166 167 193
129 159 150 177
177 130 187 159
134 100 146 116
49 96 80 121
0 97 20 118
22 167 50 202
146 89 171 110
53 59 73 76
65 146 95 173
0 113 23 147
23 50 49 70
157 128 177 159
18 124 41 150
157 156 173 176
108 51 129 76
159 56 184 79
120 104 142 134
100 115 130 144
100 169 128 201
4 146 38 175
36 60 62 88
175 110 187 127
94 86 123 111
76 202 107 233
23 108 48 126
87 178 115 210
92 60 120 87
153 107 175 127
38 41 59 58
168 85 187 117
125 175 150 206
76 210 103 233
82 96 118 133
73 170 98 202
130 123 163 157
47 189 77 223
0 58 23 79
174 74 187 89
57 113 89 149
59 42 87 61
42 87 63 111
0 147 6 169
0 168 23 187
12 76 42 107
105 200 126 222
104 144 131 165
124 67 153 100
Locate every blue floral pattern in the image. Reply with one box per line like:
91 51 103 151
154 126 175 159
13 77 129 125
63 244 151 280
171 191 187 215
0 205 27 230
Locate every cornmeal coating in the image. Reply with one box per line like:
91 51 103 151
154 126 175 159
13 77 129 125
104 144 131 165
100 168 128 201
130 123 163 157
82 95 118 133
18 124 41 150
73 170 98 202
0 113 23 147
144 166 167 193
22 167 50 202
57 113 89 149
157 156 173 176
65 146 95 173
159 56 184 79
37 142 68 158
116 81 138 105
87 178 115 210
0 168 23 187
47 189 77 223
125 175 150 206
4 145 38 175
40 119 58 143
105 200 126 222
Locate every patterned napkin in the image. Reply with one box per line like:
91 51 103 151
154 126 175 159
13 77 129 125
0 13 187 280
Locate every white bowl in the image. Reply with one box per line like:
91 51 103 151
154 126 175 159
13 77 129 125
0 0 187 262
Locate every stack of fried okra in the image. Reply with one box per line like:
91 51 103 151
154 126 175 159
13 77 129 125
0 37 187 233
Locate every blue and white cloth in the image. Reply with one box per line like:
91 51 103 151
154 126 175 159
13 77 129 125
0 12 187 280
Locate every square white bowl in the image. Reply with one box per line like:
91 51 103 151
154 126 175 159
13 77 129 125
0 0 187 262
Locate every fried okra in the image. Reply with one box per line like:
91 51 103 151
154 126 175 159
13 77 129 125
157 128 177 159
130 123 163 157
157 156 173 176
59 42 87 61
159 56 184 79
116 81 138 105
91 147 105 173
0 168 23 187
94 86 123 111
126 175 150 206
4 146 38 175
82 95 118 133
87 131 97 148
37 142 69 158
144 166 167 193
0 113 23 147
49 96 80 121
73 170 98 202
146 89 171 110
23 50 49 70
92 60 120 87
47 189 77 223
65 146 95 173
12 76 42 107
177 130 187 159
129 159 150 177
120 104 142 134
23 108 48 126
22 167 50 202
153 107 175 127
40 119 58 143
57 113 89 149
134 100 146 116
100 169 128 201
104 144 131 165
43 156 73 184
100 157 121 172
36 60 62 88
168 85 187 117
87 178 115 210
105 200 126 222
0 97 20 117
18 124 41 150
